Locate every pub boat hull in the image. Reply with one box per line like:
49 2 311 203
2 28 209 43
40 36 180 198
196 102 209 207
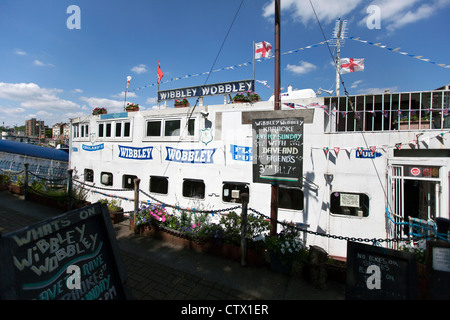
69 87 450 258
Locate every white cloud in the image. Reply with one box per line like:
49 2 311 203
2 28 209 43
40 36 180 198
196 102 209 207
351 80 363 89
79 96 124 113
33 59 54 67
262 0 362 25
0 82 80 112
14 49 27 56
358 86 399 94
73 88 83 93
112 91 137 99
131 64 148 74
286 61 317 74
360 0 450 31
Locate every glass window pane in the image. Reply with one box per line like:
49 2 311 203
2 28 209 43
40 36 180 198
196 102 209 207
165 120 181 136
147 121 161 136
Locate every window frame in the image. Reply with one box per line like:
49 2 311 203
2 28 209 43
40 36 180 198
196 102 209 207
222 182 249 204
149 176 169 195
278 185 304 211
182 178 205 199
100 172 113 186
330 191 370 217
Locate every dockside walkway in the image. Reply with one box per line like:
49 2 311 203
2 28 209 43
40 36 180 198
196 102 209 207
0 190 345 307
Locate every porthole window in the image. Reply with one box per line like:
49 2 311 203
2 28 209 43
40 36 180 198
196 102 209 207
149 176 169 195
101 172 113 186
183 179 205 199
330 192 369 217
279 186 304 210
222 182 249 203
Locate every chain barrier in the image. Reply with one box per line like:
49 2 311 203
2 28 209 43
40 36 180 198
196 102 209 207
28 170 67 183
10 166 447 246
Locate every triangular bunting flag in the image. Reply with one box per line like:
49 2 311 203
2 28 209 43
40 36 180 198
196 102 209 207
369 146 376 154
323 147 329 156
334 147 340 156
395 143 402 150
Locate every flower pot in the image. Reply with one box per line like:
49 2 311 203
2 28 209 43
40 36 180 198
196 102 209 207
126 107 139 112
109 208 124 224
174 103 190 108
269 252 292 275
399 121 430 130
9 185 24 195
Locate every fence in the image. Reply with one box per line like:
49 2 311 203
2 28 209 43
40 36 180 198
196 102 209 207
2 164 449 249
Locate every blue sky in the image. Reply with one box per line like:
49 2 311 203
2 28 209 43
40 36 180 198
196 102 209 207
0 0 449 128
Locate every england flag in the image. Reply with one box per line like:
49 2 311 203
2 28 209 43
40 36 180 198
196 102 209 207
255 41 273 59
340 58 364 73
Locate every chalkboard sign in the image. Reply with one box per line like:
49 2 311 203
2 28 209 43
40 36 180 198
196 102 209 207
346 241 418 300
426 241 450 300
0 203 131 300
252 117 303 187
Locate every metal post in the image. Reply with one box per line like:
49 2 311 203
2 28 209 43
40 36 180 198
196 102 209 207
24 163 29 201
271 0 281 236
240 193 249 267
67 169 73 211
133 178 141 234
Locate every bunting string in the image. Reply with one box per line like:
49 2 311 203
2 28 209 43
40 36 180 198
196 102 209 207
348 37 450 69
129 36 449 94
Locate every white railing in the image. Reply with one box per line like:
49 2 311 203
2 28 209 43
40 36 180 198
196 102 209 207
324 89 450 132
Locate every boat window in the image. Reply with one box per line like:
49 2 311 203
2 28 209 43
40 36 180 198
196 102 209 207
222 182 249 203
73 124 79 138
122 174 137 189
84 169 94 182
98 123 104 137
165 120 181 136
146 121 161 136
330 192 369 217
279 186 304 210
115 122 122 137
101 172 113 186
124 122 131 137
183 179 205 199
149 176 168 195
105 123 112 137
188 119 195 136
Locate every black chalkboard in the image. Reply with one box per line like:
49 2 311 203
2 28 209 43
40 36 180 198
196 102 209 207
345 241 418 300
0 203 131 300
252 117 303 187
426 241 450 300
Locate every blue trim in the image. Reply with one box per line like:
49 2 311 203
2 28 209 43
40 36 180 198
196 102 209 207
0 140 68 162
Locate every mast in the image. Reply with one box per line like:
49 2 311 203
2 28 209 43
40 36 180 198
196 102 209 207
332 19 347 97
271 0 281 236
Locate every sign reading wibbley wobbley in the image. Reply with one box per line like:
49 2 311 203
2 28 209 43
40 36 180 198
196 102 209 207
252 117 303 187
158 79 254 101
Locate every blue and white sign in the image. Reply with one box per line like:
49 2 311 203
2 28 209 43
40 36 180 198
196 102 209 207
165 146 216 164
356 149 382 159
119 145 153 160
82 143 104 151
230 144 252 162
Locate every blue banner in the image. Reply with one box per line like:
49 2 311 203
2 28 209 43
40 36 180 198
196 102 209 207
82 143 104 151
119 145 153 160
230 144 252 161
165 147 216 164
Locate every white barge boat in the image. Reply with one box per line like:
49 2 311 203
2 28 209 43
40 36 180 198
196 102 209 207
69 83 450 258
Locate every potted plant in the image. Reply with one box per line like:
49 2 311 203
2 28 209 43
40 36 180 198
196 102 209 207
9 174 25 195
174 98 190 108
92 107 107 115
265 223 308 275
126 103 139 112
233 91 260 103
0 174 11 191
396 112 431 129
99 198 124 223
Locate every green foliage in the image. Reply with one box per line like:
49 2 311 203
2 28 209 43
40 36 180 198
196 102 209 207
0 174 11 185
98 198 122 211
265 222 308 266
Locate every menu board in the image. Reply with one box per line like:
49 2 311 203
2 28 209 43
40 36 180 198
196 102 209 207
346 241 418 300
0 203 131 300
252 117 303 187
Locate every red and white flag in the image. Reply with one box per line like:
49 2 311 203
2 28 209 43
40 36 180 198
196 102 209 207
340 58 364 73
255 41 273 59
157 61 164 84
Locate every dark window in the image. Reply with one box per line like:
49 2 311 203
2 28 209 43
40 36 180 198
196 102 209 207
105 123 112 137
330 192 369 217
98 123 104 137
149 176 169 194
122 174 137 189
101 172 113 186
183 179 205 199
124 122 131 137
165 120 181 136
188 119 195 136
279 186 304 210
146 121 161 136
84 169 94 182
115 122 122 137
222 182 249 203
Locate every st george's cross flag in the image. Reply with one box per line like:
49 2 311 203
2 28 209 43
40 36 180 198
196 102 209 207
157 61 164 84
340 58 364 73
255 41 273 59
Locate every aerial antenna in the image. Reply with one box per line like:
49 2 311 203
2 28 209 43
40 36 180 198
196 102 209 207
330 18 347 96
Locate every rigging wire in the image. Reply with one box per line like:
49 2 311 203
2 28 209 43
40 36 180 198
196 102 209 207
161 0 245 177
308 0 395 223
